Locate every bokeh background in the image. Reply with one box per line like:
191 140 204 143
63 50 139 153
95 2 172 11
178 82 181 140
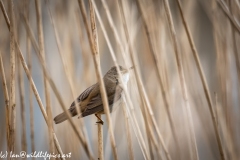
0 0 239 159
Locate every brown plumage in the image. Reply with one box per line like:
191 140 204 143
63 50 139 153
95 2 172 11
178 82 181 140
54 66 130 124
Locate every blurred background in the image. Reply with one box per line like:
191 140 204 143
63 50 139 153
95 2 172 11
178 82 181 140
0 0 239 159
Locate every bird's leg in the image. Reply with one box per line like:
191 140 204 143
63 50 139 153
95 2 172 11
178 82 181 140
95 114 104 125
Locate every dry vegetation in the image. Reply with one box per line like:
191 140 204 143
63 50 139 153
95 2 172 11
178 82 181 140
0 0 240 160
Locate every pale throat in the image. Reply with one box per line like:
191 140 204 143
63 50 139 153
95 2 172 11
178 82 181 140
121 72 129 86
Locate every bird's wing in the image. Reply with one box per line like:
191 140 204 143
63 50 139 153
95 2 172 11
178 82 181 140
69 84 123 117
78 83 97 101
69 83 97 110
84 85 123 111
82 87 123 117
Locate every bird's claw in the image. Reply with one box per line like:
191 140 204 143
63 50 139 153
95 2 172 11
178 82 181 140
96 120 104 125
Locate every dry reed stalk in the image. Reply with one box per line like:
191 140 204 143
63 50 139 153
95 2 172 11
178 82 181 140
0 1 9 29
0 2 66 159
88 1 104 160
162 0 199 159
117 0 170 159
229 0 240 94
222 42 230 130
92 1 138 157
134 0 181 158
214 92 219 128
217 0 240 34
212 0 229 154
121 102 134 160
140 101 154 160
229 2 240 155
21 13 93 159
78 0 118 159
214 85 236 159
46 2 93 155
99 0 156 159
176 1 226 160
35 0 55 156
8 0 16 157
89 0 118 160
91 1 149 159
25 1 35 156
97 114 104 160
26 41 36 158
0 52 10 158
17 53 27 156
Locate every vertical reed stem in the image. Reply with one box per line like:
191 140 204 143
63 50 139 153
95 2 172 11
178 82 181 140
97 114 104 160
25 1 35 156
9 0 16 157
135 0 181 158
122 103 134 160
0 52 10 159
35 0 54 156
17 53 27 157
79 0 118 159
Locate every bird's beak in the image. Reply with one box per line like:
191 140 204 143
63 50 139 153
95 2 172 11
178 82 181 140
121 66 134 74
122 69 128 74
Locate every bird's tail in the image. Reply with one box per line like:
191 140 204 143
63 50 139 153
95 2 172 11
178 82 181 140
54 112 68 124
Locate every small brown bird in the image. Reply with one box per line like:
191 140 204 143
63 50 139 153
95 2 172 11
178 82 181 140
54 65 132 125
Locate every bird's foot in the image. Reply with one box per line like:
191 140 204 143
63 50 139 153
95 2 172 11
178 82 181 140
96 120 104 125
95 114 104 125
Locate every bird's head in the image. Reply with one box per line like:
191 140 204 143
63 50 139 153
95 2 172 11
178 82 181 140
105 65 134 84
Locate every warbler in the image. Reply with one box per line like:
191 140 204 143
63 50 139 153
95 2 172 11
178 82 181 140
54 65 132 125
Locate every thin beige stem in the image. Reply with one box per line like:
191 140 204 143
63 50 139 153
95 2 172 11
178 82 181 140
162 0 199 159
99 1 157 159
217 0 240 34
87 1 103 159
78 0 118 159
176 0 225 159
35 0 54 156
17 53 27 156
91 1 149 159
26 39 35 158
229 0 240 95
0 52 10 158
134 0 181 158
8 0 16 157
117 1 170 159
121 103 134 160
25 0 35 156
214 92 219 128
97 114 104 160
0 0 10 29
